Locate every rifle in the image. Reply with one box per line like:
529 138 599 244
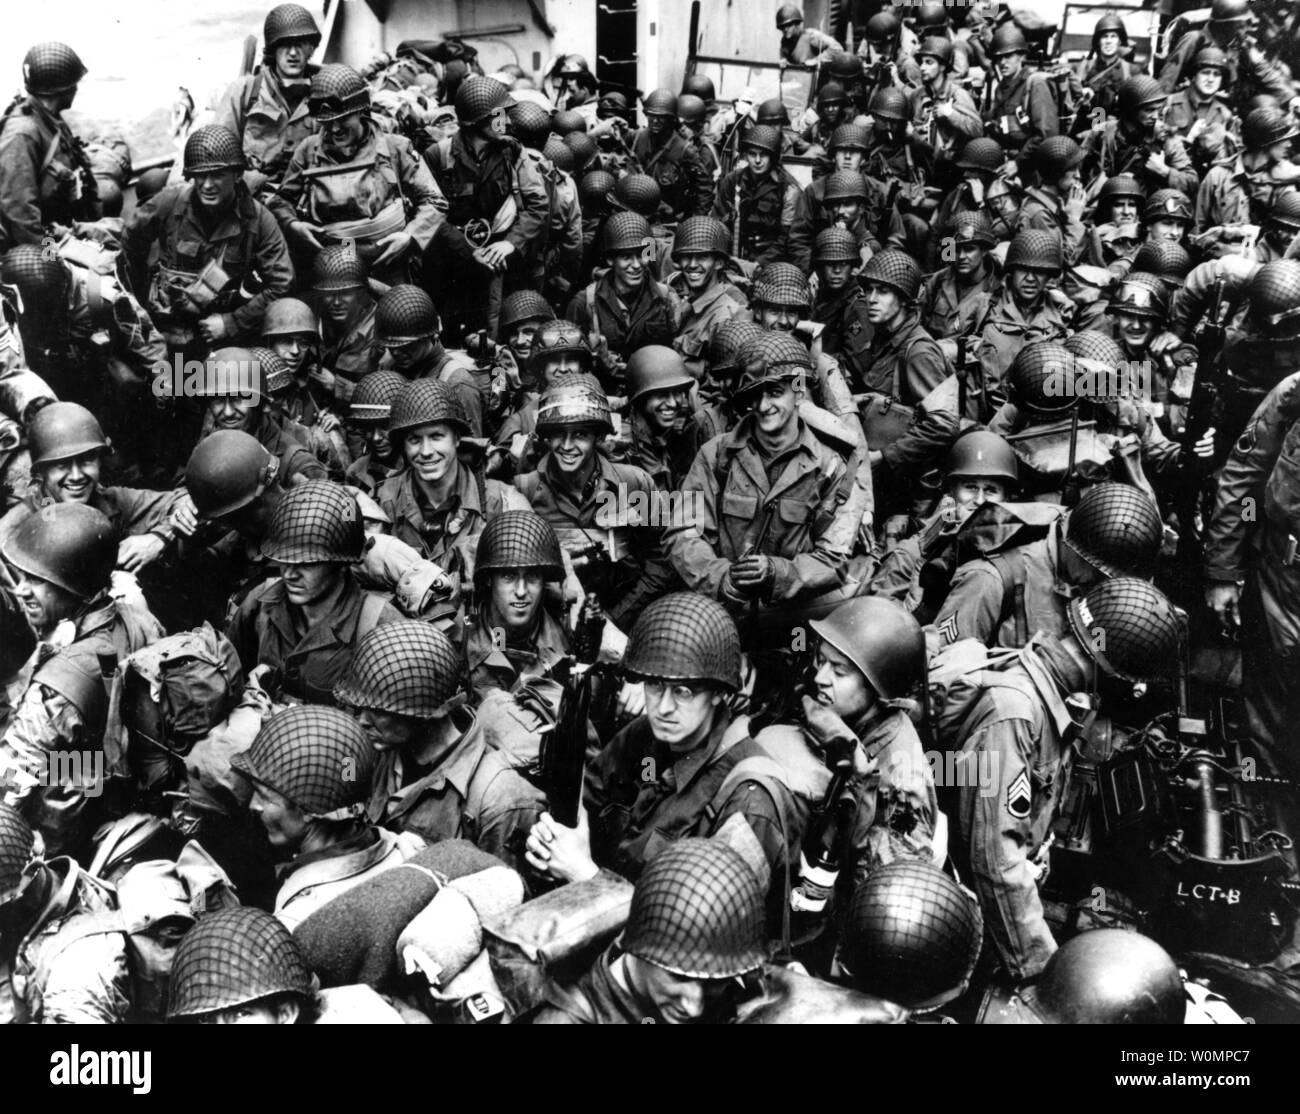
1175 276 1228 565
537 656 592 828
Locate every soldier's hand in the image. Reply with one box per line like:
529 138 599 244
1205 581 1241 635
169 493 198 537
525 809 599 883
372 230 413 267
289 221 324 251
1191 426 1216 459
474 241 515 272
1148 330 1181 357
317 410 342 435
117 533 167 572
197 315 228 343
615 680 646 719
1145 152 1170 179
729 554 774 593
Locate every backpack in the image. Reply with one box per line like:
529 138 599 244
926 638 1022 753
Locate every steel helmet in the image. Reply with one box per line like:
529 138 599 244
167 907 314 1021
681 74 716 101
334 618 464 717
389 379 472 439
530 319 593 373
498 290 554 337
946 430 1018 486
756 98 790 128
348 370 408 425
1 502 115 599
860 249 922 301
543 134 576 172
809 597 924 701
260 480 365 565
626 345 694 404
672 215 731 258
183 125 245 176
1116 75 1166 118
376 284 438 346
838 860 984 1010
508 100 552 149
1064 483 1163 580
1091 12 1129 50
990 23 1029 57
0 803 36 900
708 319 764 377
1209 0 1253 23
474 510 564 582
231 704 374 820
2 243 69 299
264 4 321 51
184 431 277 520
1008 340 1077 416
552 109 587 135
536 374 614 436
865 11 901 42
814 226 861 264
308 64 371 123
817 81 849 109
456 75 514 127
1026 930 1185 1024
776 3 803 29
180 347 263 401
28 401 109 467
1035 136 1083 181
614 173 662 218
311 244 367 292
1192 45 1230 72
1097 174 1145 210
734 331 812 401
741 124 784 159
1063 329 1124 370
642 89 679 119
1142 188 1193 225
753 261 812 308
914 2 949 30
620 838 766 979
1130 239 1192 285
1109 273 1168 320
955 136 1004 172
22 42 86 96
868 87 910 123
1243 105 1300 150
1269 189 1300 231
624 592 742 689
915 36 954 68
1006 228 1063 273
262 298 319 341
1249 259 1300 336
677 93 708 126
827 123 872 156
822 169 870 203
603 211 653 256
1068 578 1181 683
578 168 617 209
825 52 864 82
951 210 998 247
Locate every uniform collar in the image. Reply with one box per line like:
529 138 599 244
395 709 486 802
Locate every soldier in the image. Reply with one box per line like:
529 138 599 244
713 125 809 270
0 42 99 251
611 173 674 280
984 23 1058 169
463 510 573 702
795 125 904 257
167 906 319 1024
334 619 545 867
508 100 583 305
1074 13 1136 118
695 318 763 444
1085 174 1145 272
810 228 873 388
930 480 1163 652
1162 47 1235 140
271 64 445 287
496 290 555 397
226 480 399 703
804 170 885 265
862 88 936 251
664 334 867 627
1157 0 1292 111
1204 361 1300 774
630 91 712 224
533 838 769 1025
377 379 530 573
777 3 841 67
0 403 186 574
974 229 1073 399
800 82 851 156
1195 107 1300 258
955 578 1181 982
527 595 801 907
311 245 379 406
0 504 163 856
213 4 321 190
668 216 748 381
1018 136 1088 267
625 345 701 493
343 370 407 495
1108 274 1198 442
859 11 921 103
232 704 420 929
910 35 983 162
918 211 1001 351
1081 76 1197 199
122 124 293 351
424 75 550 342
565 212 685 389
259 298 334 433
677 94 721 186
930 135 1005 245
